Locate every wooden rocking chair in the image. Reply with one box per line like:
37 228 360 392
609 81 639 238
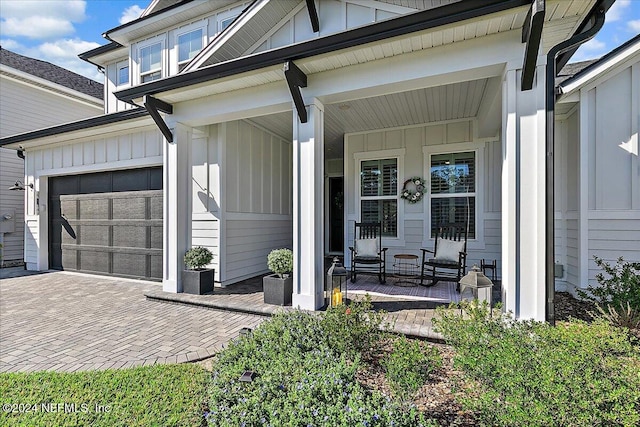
420 222 468 288
349 222 388 284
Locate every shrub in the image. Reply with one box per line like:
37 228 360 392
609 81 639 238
321 295 390 359
577 257 640 331
206 300 435 426
433 301 640 427
184 246 213 269
382 336 441 404
267 248 293 278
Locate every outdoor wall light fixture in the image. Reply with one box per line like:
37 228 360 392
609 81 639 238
8 180 33 191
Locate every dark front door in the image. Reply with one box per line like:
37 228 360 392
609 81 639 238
328 177 344 253
48 167 163 280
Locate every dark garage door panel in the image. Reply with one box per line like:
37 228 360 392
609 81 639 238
59 191 163 280
49 168 163 281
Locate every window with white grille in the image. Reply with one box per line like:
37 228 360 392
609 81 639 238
429 151 476 238
360 158 398 237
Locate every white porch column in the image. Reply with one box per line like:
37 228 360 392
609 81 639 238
501 63 547 320
292 99 325 310
163 123 192 292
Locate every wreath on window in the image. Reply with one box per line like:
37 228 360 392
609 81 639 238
401 177 426 203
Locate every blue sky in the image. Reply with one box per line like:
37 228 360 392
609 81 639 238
1 0 639 82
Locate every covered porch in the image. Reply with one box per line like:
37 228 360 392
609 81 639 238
113 0 587 322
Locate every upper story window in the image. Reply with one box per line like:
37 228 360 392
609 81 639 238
177 28 203 71
117 62 129 86
140 42 162 83
219 15 237 31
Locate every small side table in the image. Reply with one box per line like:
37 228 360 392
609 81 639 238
393 254 420 286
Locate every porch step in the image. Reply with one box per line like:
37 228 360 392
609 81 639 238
144 289 444 341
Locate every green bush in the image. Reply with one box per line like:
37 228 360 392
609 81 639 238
382 336 441 403
320 295 390 359
266 248 293 278
433 301 640 427
577 257 640 329
206 299 435 426
183 246 213 269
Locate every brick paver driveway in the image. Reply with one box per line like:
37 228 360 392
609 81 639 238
0 271 266 372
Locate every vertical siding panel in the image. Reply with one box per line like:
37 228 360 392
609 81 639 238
62 145 73 167
192 136 208 213
42 149 53 170
72 144 83 166
52 146 63 169
94 139 106 163
83 141 94 165
106 136 118 162
239 122 252 212
262 133 271 213
251 127 262 213
271 139 281 214
118 134 132 161
225 121 239 212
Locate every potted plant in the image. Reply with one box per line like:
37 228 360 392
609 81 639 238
182 246 214 295
263 248 293 305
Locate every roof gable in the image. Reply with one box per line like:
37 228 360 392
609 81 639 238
0 47 103 100
184 0 459 71
559 34 640 94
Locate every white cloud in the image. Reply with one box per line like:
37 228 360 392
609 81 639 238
23 39 103 82
0 0 86 40
1 16 75 39
606 0 631 22
119 5 144 25
0 38 26 51
572 38 607 62
629 19 640 32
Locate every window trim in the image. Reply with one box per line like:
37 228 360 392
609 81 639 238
137 34 165 85
422 142 485 248
116 60 129 87
174 20 207 73
354 148 405 246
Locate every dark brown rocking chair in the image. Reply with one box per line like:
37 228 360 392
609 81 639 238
349 222 388 284
420 222 468 288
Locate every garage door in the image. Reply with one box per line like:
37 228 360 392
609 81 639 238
49 167 163 280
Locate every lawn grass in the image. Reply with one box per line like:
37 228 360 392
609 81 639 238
0 364 210 427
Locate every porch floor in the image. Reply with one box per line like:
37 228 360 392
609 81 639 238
144 273 494 340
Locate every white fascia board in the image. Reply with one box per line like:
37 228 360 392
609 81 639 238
106 0 232 45
4 116 154 151
83 46 128 67
558 39 640 98
0 64 103 108
182 0 270 73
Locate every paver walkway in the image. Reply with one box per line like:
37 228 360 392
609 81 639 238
0 271 266 373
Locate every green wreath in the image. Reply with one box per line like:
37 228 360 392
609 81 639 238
400 177 426 203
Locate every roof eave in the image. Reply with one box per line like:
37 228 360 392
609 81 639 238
0 108 149 148
115 0 531 103
559 34 640 96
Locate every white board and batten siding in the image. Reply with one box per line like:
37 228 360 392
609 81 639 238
248 0 461 56
192 119 293 286
344 118 502 274
22 125 163 270
553 54 640 294
583 60 640 285
0 148 25 265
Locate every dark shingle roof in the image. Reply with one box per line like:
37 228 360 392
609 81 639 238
0 47 103 100
556 59 598 86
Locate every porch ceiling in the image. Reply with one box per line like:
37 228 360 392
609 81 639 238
248 76 496 159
